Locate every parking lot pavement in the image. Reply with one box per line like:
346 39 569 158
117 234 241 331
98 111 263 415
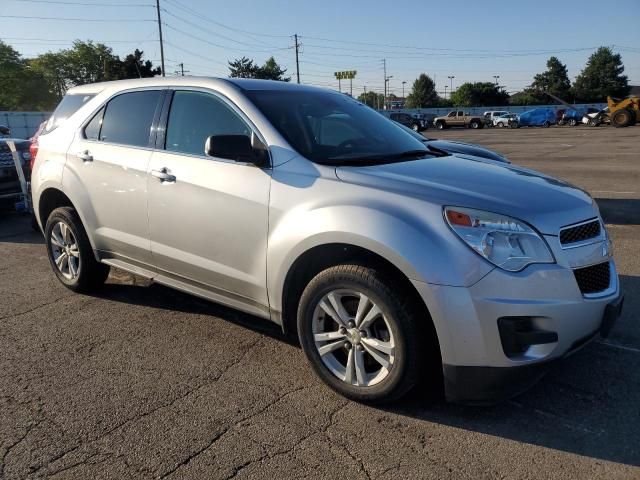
1 126 639 479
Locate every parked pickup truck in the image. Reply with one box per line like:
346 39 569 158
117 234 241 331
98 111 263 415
434 111 484 130
0 126 31 211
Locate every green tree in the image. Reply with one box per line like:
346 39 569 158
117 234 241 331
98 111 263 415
357 91 384 109
529 56 571 103
405 74 438 108
256 56 290 81
118 49 160 79
450 82 509 107
228 56 289 81
0 41 58 111
572 47 629 102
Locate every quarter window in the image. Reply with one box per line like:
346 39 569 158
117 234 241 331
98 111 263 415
165 90 251 156
84 107 104 141
99 90 161 147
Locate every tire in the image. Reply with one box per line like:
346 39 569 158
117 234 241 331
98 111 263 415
588 118 599 127
435 121 445 130
44 207 110 292
542 121 551 128
612 109 634 128
411 123 419 132
497 122 504 128
297 264 423 404
470 120 480 129
568 118 577 127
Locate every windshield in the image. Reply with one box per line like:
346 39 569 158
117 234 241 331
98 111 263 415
245 89 428 165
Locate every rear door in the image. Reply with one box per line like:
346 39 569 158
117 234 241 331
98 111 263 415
65 89 163 267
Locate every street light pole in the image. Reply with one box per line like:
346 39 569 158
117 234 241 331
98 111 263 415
448 75 455 94
444 85 448 99
493 75 500 85
385 75 393 109
402 81 406 99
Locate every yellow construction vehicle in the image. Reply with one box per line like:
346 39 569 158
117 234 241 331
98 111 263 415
608 96 639 127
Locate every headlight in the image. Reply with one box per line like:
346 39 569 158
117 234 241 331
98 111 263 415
444 206 555 272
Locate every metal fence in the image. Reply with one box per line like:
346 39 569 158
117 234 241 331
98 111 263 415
0 112 51 139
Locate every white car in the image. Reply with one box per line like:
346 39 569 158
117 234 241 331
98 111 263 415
483 111 509 127
493 113 517 128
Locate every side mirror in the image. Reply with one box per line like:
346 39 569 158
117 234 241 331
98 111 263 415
204 133 269 166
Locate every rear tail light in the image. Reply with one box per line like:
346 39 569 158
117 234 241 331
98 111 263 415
29 141 38 171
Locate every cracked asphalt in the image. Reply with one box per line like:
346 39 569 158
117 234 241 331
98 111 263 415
1 125 639 479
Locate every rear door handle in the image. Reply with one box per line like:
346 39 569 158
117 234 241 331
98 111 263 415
151 168 176 183
77 150 93 162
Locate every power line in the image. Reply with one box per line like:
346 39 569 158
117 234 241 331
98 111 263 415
6 0 151 6
0 14 154 22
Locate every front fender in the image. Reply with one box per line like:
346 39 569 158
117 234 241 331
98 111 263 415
267 201 492 314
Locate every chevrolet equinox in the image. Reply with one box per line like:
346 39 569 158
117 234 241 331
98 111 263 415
32 78 623 404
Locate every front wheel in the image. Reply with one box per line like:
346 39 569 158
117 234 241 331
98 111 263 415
297 265 422 403
45 207 110 292
411 123 420 132
568 118 577 127
542 121 551 128
470 120 480 129
497 122 504 128
435 121 445 130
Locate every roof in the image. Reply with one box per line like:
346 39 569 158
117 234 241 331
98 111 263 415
67 76 330 95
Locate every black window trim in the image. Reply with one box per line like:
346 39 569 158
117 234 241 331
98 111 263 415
156 87 271 168
78 87 166 150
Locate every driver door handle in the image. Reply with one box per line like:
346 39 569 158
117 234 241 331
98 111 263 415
151 168 176 183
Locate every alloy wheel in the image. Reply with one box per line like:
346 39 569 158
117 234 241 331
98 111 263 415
50 221 80 280
312 289 395 387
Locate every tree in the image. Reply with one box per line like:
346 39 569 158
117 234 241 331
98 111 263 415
357 91 384 109
450 82 509 107
405 74 438 108
0 41 58 111
572 47 629 102
228 56 259 78
256 56 290 81
118 49 160 79
528 56 571 103
228 56 290 81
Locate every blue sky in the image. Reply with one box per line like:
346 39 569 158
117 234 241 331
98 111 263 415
2 0 639 97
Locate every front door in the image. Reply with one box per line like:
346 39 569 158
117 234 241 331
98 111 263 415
146 89 271 310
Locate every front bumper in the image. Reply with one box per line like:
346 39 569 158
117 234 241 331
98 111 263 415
412 259 622 404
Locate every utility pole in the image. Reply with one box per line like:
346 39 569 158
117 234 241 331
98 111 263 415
402 80 406 99
294 34 301 84
382 59 387 110
156 0 165 77
175 63 189 76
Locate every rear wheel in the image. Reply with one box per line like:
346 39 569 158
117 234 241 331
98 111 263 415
497 122 505 128
45 207 110 292
470 120 480 129
411 123 420 132
542 121 551 128
568 118 578 127
297 264 423 403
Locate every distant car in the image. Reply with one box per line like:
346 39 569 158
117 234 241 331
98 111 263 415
0 126 32 211
434 110 484 130
493 113 517 128
392 121 510 163
483 111 509 127
385 112 427 131
515 108 556 128
582 107 608 126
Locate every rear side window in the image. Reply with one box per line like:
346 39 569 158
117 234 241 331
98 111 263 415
165 90 251 156
100 91 161 147
44 94 94 134
84 107 104 140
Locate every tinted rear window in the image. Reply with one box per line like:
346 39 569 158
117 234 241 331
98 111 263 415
44 94 95 134
99 91 161 147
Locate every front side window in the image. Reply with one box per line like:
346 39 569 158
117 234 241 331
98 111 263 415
246 89 427 165
99 90 161 147
165 90 251 156
447 111 456 118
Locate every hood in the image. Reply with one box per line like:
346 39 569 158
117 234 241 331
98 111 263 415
335 154 596 235
425 139 509 163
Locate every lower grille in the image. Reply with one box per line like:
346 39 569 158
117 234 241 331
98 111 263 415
573 262 610 295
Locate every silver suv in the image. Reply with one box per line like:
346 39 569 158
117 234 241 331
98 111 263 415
32 78 623 404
